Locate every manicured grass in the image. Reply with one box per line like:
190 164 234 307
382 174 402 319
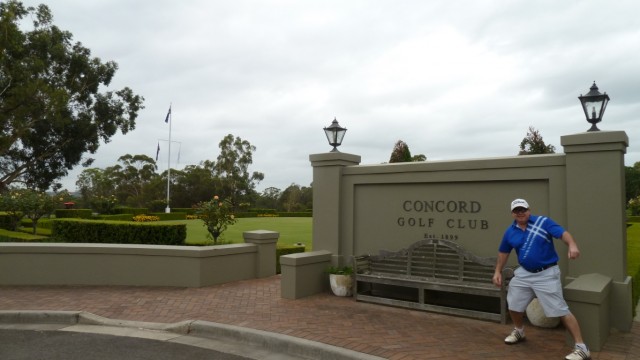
178 217 312 249
627 222 640 315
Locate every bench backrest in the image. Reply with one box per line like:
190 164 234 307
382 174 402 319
362 238 497 283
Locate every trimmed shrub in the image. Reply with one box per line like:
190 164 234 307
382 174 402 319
628 216 640 223
133 215 160 222
234 212 259 218
113 207 148 215
276 212 312 218
0 212 17 230
52 219 186 245
20 218 54 229
172 208 196 215
150 212 187 221
248 208 277 214
55 209 93 219
96 214 134 221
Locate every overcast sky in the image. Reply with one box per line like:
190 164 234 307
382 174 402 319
25 0 640 193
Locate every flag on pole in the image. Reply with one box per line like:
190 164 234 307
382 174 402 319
177 143 181 164
155 142 160 161
164 106 171 123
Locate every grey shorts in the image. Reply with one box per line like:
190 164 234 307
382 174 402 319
507 265 570 317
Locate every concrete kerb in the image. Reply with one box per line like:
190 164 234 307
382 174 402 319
0 311 384 360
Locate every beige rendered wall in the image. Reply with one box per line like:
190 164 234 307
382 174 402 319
0 230 278 287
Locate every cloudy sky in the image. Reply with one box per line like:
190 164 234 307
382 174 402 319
25 0 640 193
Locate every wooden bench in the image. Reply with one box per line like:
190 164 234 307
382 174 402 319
353 238 513 323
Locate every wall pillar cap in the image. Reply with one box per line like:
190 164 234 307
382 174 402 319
561 130 629 147
243 230 279 244
564 273 612 304
309 152 361 166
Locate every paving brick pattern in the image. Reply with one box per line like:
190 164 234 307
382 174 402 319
1 276 638 359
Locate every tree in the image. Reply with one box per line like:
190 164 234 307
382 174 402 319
255 186 281 210
389 140 412 163
625 162 640 204
518 126 556 155
169 161 220 208
389 140 426 163
214 134 264 209
0 188 57 233
76 167 117 206
195 195 237 244
0 1 144 192
109 154 158 206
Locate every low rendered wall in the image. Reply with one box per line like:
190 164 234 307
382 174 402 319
0 230 278 287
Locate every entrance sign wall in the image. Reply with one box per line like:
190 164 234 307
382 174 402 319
309 130 632 340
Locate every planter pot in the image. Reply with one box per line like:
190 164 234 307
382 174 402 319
329 274 353 296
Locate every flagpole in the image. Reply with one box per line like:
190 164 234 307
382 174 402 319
165 103 172 213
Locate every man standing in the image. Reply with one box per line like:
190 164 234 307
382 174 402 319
492 199 590 360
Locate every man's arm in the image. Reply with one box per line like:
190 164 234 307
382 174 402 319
492 252 510 287
561 231 581 259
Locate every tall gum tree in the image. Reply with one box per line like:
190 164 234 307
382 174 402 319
0 1 144 192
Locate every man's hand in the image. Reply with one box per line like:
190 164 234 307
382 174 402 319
492 272 502 287
568 244 580 259
562 231 581 260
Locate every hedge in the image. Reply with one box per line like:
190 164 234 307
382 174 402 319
112 207 148 215
95 214 134 221
276 212 312 217
0 212 20 230
20 218 54 229
172 208 196 215
233 211 312 218
55 209 93 219
150 212 187 221
628 216 640 223
52 219 186 245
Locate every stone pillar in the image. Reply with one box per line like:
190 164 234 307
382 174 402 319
280 250 332 299
561 130 633 332
309 152 361 264
243 230 279 278
564 274 612 351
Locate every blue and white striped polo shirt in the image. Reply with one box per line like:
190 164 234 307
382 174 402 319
498 215 565 271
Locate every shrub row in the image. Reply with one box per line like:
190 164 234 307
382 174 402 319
248 208 277 214
172 208 196 215
55 209 93 219
234 211 312 218
113 207 148 215
20 218 54 229
0 212 17 230
52 219 186 245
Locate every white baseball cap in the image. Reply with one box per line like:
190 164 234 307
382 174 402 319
510 198 530 211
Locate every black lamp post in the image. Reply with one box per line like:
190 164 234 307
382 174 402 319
324 118 347 152
578 81 610 132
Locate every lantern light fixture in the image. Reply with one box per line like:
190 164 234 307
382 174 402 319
323 117 347 152
578 81 610 132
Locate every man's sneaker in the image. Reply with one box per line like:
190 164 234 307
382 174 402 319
504 329 525 344
565 347 591 360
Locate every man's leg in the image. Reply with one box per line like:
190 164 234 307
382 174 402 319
510 310 525 329
560 313 584 344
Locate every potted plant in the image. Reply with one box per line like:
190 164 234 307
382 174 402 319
326 265 354 297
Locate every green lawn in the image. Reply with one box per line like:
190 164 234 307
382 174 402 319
179 217 312 249
627 223 640 314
